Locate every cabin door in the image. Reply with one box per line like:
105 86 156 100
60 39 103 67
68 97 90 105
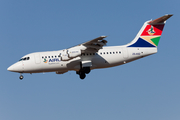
34 53 41 64
122 48 129 60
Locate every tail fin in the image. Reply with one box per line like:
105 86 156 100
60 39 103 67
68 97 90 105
128 14 173 47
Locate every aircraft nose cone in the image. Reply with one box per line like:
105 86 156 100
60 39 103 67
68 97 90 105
7 65 14 71
7 62 23 72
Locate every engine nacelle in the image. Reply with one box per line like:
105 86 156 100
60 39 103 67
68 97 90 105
68 49 81 58
60 49 69 61
61 54 70 61
60 49 81 61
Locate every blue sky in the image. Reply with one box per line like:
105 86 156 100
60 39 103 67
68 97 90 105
1 0 180 120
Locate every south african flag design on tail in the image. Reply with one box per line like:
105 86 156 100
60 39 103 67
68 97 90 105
128 14 173 47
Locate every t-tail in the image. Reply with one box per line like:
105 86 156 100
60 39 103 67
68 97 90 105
127 14 173 47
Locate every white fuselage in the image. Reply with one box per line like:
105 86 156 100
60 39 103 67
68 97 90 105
8 46 157 74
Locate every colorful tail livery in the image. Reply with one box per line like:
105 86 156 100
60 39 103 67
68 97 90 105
128 14 173 47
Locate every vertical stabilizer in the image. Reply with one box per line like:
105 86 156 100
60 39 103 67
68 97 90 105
127 14 173 47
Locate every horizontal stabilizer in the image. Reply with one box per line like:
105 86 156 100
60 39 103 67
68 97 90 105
148 14 173 24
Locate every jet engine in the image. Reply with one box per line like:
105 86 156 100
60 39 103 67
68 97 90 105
60 49 81 61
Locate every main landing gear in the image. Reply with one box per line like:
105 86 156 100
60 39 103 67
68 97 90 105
76 67 91 80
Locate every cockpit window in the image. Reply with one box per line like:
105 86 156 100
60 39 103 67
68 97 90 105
19 58 23 61
19 57 30 61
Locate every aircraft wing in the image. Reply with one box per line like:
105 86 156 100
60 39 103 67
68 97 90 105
69 36 108 53
60 36 108 61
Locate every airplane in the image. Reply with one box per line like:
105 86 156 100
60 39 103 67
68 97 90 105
7 14 173 80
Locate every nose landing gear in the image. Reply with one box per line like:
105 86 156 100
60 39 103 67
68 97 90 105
19 74 24 80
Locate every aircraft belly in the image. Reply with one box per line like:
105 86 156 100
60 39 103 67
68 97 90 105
91 55 124 69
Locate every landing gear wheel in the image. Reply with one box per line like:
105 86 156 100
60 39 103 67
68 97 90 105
83 67 91 74
19 75 24 80
77 62 90 79
80 73 86 79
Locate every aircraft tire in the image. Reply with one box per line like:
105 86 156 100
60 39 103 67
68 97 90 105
80 72 86 79
84 67 91 74
19 75 24 80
